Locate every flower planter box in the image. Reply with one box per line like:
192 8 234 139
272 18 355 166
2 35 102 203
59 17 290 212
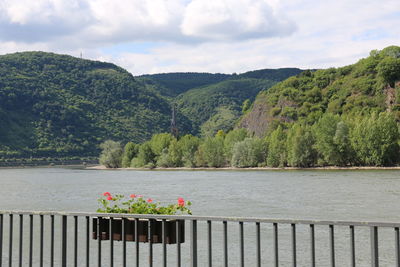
92 217 185 244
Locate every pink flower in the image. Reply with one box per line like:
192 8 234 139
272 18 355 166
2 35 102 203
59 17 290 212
107 196 113 201
178 197 185 207
138 195 143 198
130 194 136 198
147 198 153 203
103 192 111 197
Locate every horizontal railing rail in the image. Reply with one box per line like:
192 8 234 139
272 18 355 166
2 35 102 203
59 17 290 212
1 210 400 227
0 210 399 266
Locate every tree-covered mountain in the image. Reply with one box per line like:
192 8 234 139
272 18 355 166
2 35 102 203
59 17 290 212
136 72 231 97
139 68 303 136
110 46 400 169
0 52 302 162
0 52 175 160
239 46 400 136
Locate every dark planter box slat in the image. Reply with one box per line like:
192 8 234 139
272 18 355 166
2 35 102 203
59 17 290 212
92 217 185 244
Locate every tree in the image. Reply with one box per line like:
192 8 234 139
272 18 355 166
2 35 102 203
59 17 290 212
266 126 287 167
224 128 248 164
286 124 317 167
167 138 183 167
121 142 138 167
377 57 400 87
242 99 251 113
350 112 400 166
149 133 174 157
99 140 123 168
131 142 155 168
231 138 266 167
178 134 201 167
313 114 342 165
333 121 354 165
201 136 225 167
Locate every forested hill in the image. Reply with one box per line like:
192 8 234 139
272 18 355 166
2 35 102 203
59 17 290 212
138 68 303 135
0 52 302 161
239 46 400 136
237 46 400 166
136 68 302 98
0 52 174 160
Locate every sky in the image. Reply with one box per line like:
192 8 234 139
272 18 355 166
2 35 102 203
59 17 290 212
0 0 399 75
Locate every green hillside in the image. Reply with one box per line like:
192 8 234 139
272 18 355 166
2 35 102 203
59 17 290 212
112 46 400 170
174 68 303 136
239 46 400 136
0 52 173 160
136 72 231 97
0 52 303 162
176 78 273 136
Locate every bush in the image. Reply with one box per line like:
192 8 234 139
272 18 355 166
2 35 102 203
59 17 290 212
99 140 123 168
231 138 266 167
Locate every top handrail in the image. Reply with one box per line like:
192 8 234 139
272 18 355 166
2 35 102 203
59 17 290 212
1 210 400 228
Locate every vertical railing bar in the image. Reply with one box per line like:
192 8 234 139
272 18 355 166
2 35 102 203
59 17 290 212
329 224 335 267
97 217 101 267
207 220 212 267
18 215 22 267
0 214 3 267
148 219 153 267
86 216 90 267
122 218 126 267
74 216 78 267
162 219 167 267
273 223 278 267
175 220 181 267
256 222 261 267
40 215 43 267
9 214 12 267
395 227 400 267
109 218 113 267
371 226 379 267
29 215 33 267
291 223 297 267
50 215 54 267
350 225 355 267
191 220 197 267
310 224 315 267
176 220 181 267
135 218 139 267
61 215 67 267
239 222 244 267
223 221 228 267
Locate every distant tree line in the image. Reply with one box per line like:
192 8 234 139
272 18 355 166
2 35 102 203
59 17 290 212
99 111 400 168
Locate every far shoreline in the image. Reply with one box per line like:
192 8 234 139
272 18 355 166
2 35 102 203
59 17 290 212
86 165 400 171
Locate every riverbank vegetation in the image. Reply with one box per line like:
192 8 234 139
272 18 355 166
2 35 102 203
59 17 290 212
100 110 400 168
100 46 400 168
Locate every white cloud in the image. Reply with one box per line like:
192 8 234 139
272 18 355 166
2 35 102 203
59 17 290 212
0 0 294 45
0 0 399 75
181 0 295 40
0 0 92 42
84 0 185 43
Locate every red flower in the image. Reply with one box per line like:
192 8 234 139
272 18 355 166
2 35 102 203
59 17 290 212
147 198 153 203
103 192 111 197
178 197 185 207
107 196 113 201
130 194 136 198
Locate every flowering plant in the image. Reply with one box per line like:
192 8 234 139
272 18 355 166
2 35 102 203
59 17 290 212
97 192 192 215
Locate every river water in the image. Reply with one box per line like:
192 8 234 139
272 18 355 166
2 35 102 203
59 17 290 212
0 167 399 266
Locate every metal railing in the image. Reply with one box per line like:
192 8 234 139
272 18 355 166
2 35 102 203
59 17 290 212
0 210 400 266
